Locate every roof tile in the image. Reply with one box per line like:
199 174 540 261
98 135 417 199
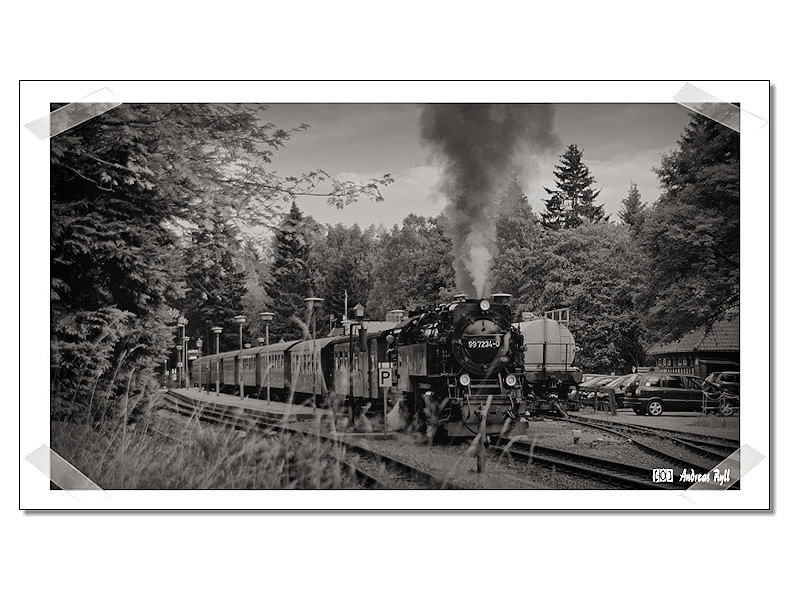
647 316 739 355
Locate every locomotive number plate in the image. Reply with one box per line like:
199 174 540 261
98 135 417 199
465 336 501 349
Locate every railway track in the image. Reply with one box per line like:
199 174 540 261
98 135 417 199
558 416 736 474
492 439 684 490
567 415 739 451
160 390 462 490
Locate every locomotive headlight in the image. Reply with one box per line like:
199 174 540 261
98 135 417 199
505 374 518 387
479 299 491 311
459 373 471 386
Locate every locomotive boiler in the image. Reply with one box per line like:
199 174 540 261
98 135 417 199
388 293 529 438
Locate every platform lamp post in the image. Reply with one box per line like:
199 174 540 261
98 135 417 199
259 311 274 404
211 326 222 395
233 315 247 398
183 336 190 389
354 303 366 403
233 315 246 350
177 316 188 388
195 337 203 391
304 298 324 413
175 344 183 389
347 303 365 424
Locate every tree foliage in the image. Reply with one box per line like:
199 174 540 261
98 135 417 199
265 202 324 341
541 144 608 229
318 223 378 326
366 215 455 318
176 208 249 352
493 223 645 373
51 104 391 419
495 177 540 252
640 113 739 341
618 182 647 234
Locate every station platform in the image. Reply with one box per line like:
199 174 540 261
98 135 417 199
164 388 332 422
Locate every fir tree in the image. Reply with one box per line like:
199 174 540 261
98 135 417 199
178 207 248 352
541 144 608 229
266 202 320 341
618 182 647 233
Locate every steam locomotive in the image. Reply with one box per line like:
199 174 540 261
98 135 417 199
389 293 528 437
188 294 581 438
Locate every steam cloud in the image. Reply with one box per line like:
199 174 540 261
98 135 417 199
420 104 559 297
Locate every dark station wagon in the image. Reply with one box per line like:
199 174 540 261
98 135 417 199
622 371 738 416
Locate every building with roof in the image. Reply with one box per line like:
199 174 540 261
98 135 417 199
646 315 739 379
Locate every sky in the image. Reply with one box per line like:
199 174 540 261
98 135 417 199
263 103 692 229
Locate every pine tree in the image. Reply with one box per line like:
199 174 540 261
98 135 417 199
178 207 249 351
541 144 608 229
618 182 647 233
266 202 320 341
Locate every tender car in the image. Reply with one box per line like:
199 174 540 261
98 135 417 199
704 371 740 395
623 372 738 416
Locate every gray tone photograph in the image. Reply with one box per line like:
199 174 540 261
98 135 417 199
49 101 741 492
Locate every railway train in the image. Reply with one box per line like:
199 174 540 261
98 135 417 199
187 294 582 438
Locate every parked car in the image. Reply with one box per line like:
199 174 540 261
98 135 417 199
623 372 739 416
580 374 606 384
579 375 619 392
595 373 640 409
577 375 622 409
704 371 740 395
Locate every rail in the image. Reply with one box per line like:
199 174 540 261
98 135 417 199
492 439 677 490
557 416 734 474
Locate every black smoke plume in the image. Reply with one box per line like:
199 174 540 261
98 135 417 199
420 104 559 297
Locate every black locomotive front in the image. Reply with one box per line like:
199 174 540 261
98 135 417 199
391 294 528 438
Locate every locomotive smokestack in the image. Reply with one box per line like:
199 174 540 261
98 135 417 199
420 104 559 297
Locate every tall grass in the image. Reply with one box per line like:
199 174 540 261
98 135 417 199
51 390 355 490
